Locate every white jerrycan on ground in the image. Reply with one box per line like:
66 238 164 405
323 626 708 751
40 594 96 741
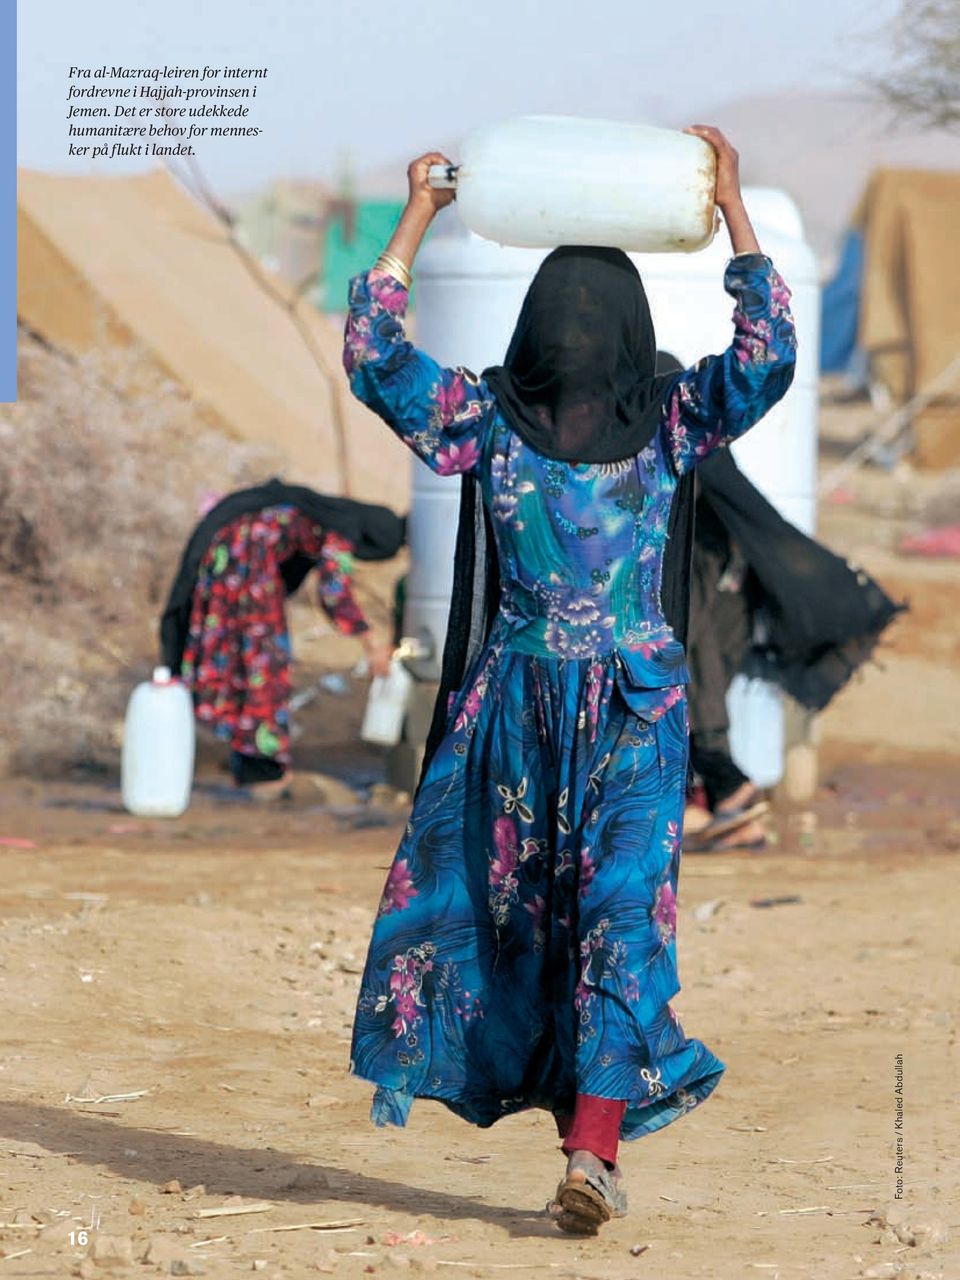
726 674 785 790
428 115 718 253
121 666 195 817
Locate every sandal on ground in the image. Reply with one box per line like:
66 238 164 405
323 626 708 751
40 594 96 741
684 802 769 851
686 816 769 855
547 1161 627 1235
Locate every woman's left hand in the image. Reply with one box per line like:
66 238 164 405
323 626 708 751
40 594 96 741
684 124 742 211
362 632 394 679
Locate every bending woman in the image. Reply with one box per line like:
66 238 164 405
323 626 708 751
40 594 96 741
160 478 404 792
343 127 797 1233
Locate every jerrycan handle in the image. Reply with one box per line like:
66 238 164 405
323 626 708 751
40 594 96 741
427 163 459 190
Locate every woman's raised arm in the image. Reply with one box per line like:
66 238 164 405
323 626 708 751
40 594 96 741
659 126 798 475
343 154 496 478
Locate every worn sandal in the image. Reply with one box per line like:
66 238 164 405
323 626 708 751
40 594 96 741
547 1163 628 1235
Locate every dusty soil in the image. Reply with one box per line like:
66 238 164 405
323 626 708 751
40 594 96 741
2 410 959 1280
0 743 958 1280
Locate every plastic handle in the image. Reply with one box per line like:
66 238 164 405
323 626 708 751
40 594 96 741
427 164 459 190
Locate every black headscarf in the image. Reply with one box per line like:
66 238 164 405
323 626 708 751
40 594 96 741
160 478 405 674
483 246 671 462
419 250 695 784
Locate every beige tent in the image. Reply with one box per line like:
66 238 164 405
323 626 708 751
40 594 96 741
17 167 411 507
855 168 960 469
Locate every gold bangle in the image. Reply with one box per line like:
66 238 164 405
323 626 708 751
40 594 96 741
379 253 412 288
375 252 412 290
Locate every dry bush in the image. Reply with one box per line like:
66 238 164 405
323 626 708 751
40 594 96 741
0 329 278 776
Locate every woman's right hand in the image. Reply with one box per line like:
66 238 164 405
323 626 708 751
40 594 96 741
362 631 394 679
406 151 457 215
683 125 742 212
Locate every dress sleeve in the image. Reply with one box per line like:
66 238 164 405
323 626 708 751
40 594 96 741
661 253 798 476
315 533 370 636
343 268 497 476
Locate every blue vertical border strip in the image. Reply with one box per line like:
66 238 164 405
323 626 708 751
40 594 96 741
1 0 15 402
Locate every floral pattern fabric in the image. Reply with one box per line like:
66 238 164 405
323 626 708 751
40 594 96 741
181 507 368 763
343 256 797 1138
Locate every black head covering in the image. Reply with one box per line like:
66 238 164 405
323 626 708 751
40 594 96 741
483 246 670 462
159 478 405 674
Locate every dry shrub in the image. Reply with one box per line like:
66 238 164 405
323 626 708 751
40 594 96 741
0 328 279 776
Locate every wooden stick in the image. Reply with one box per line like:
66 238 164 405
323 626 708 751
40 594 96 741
64 1090 150 1105
245 1220 364 1235
195 1202 274 1219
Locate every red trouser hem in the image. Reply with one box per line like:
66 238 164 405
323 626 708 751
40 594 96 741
555 1093 628 1168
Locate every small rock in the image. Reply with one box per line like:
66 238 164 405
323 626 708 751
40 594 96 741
305 1094 341 1110
162 1180 184 1195
629 1243 651 1256
90 1234 135 1267
862 1265 905 1279
142 1238 182 1266
278 1164 329 1191
894 1216 950 1248
42 1218 81 1246
170 1259 206 1277
183 1184 207 1199
693 898 723 923
128 1199 147 1216
252 1263 268 1273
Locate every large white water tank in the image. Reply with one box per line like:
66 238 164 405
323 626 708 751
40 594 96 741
634 189 820 536
407 227 546 679
408 190 820 790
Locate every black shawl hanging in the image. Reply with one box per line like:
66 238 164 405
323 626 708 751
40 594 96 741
695 448 906 709
160 478 405 675
420 249 696 784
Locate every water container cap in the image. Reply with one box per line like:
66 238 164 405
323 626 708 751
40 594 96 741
152 665 173 684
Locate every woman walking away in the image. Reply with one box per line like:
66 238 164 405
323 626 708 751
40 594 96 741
343 126 797 1233
160 478 404 795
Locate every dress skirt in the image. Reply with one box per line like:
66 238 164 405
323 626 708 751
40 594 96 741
350 643 725 1141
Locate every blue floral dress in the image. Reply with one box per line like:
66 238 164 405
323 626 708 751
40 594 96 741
343 254 797 1141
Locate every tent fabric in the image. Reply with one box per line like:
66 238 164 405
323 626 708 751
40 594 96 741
819 228 863 374
16 167 410 507
853 168 960 467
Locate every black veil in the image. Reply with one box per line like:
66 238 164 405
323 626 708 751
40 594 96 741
419 251 696 783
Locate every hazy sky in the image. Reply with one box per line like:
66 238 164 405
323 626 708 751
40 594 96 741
19 0 902 195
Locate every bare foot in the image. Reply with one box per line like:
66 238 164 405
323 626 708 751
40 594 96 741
709 817 768 850
240 772 293 803
565 1149 611 1183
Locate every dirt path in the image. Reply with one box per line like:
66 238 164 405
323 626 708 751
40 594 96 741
0 752 957 1280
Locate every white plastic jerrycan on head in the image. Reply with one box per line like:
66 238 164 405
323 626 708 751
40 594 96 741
429 115 718 253
121 666 196 817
